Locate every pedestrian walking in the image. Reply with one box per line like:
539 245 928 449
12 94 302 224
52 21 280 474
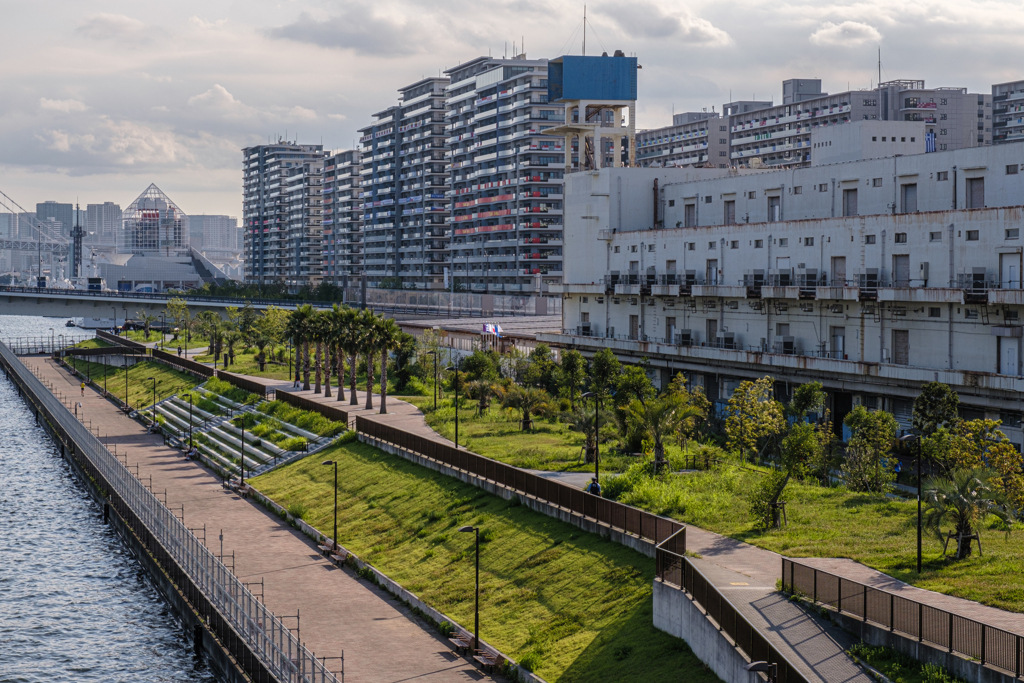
177 345 183 357
80 382 85 396
585 477 602 497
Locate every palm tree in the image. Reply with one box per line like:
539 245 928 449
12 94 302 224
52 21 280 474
924 468 1013 560
254 335 270 372
310 310 329 394
627 394 703 473
360 310 380 410
376 317 403 414
327 305 348 402
343 308 361 406
288 304 315 390
223 331 243 368
468 380 496 416
563 405 613 463
207 322 226 365
498 385 550 431
136 310 158 341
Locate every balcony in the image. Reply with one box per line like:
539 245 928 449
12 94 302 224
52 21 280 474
691 285 746 298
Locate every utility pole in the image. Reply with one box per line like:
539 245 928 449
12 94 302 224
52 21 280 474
71 202 85 279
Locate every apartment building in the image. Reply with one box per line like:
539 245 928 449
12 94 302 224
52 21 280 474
445 55 565 294
189 215 239 252
544 142 1024 445
993 80 1024 145
636 112 731 168
322 149 362 285
242 141 324 286
85 202 121 246
358 77 449 290
727 79 990 168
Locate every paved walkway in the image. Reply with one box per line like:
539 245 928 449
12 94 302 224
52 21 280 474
25 356 485 683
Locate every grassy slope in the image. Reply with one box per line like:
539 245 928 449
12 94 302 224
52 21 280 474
194 351 292 381
66 357 200 409
75 338 113 349
251 442 718 683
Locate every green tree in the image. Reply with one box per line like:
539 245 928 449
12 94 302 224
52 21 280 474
461 349 500 382
165 298 190 341
560 349 587 409
626 394 701 472
287 304 315 390
667 373 710 446
749 469 791 531
841 406 898 492
725 377 786 462
524 344 559 393
468 380 497 416
358 309 380 410
498 385 550 431
790 381 826 419
223 330 243 368
563 404 614 463
924 468 1013 560
615 365 655 407
913 382 960 437
590 348 621 397
136 310 158 341
255 305 289 348
376 317 404 414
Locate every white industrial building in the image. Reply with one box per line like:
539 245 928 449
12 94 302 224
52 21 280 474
543 142 1024 447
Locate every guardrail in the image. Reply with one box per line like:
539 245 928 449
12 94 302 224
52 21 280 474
97 329 149 350
356 416 683 547
658 533 807 683
782 558 1024 677
2 335 95 354
0 341 339 683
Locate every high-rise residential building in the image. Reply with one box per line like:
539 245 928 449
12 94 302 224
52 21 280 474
992 80 1024 144
242 141 324 286
445 55 565 295
189 215 239 251
36 200 74 239
359 77 449 290
637 112 730 168
322 149 362 285
726 80 990 168
85 202 121 245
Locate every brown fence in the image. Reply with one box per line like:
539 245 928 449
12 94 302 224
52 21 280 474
357 416 684 548
153 349 216 379
217 371 272 398
782 558 1024 677
97 329 149 350
277 390 349 423
659 535 808 683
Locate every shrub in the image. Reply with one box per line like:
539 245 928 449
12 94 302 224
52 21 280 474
258 400 345 437
280 436 308 451
205 377 259 405
749 469 790 531
251 423 275 438
337 430 358 444
287 502 307 519
231 413 259 429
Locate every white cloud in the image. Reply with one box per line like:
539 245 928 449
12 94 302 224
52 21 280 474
188 84 259 119
328 114 347 121
189 16 227 31
287 106 318 121
599 2 731 45
267 6 431 56
40 98 88 112
809 21 882 46
76 13 150 43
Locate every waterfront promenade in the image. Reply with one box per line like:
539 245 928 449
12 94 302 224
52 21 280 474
24 355 482 683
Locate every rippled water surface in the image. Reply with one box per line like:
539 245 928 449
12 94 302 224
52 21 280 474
0 316 217 682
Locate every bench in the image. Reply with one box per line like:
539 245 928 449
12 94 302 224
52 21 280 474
448 632 472 655
473 650 499 673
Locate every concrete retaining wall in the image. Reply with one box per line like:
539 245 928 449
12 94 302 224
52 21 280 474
653 579 760 683
361 434 657 558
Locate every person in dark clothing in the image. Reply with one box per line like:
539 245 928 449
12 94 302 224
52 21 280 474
585 477 602 497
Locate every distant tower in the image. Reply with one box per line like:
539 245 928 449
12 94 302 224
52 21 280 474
70 202 84 278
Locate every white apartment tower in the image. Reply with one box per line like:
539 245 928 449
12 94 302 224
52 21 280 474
322 149 362 285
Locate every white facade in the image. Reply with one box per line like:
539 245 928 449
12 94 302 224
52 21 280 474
810 120 925 166
85 202 121 245
544 142 1024 445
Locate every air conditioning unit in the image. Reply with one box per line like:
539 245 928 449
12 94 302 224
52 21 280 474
684 270 698 285
717 331 736 349
769 268 793 286
858 268 879 289
676 329 693 346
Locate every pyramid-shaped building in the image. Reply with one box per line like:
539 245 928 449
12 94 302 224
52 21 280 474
120 183 189 256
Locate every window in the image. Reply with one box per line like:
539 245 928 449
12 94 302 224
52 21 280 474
911 137 916 142
648 244 655 251
940 144 947 151
967 177 985 208
793 186 802 195
708 241 716 250
1008 165 1019 175
748 191 756 199
901 183 918 213
719 151 727 157
872 178 883 187
929 307 941 318
580 311 589 322
631 245 638 252
686 242 695 251
684 203 696 227
863 98 877 106
776 323 790 336
940 98 947 106
901 137 906 142
727 240 737 249
865 235 876 244
719 138 727 144
895 232 907 243
754 239 764 248
872 136 877 142
842 188 858 216
768 196 781 222
967 230 979 241
929 232 942 242
881 137 887 142
724 200 736 225
704 196 712 204
1008 228 1020 240
937 171 949 181
965 309 979 320
668 199 675 206
804 237 814 246
778 238 789 247
940 113 947 120
940 129 947 136
818 183 828 192
614 246 620 253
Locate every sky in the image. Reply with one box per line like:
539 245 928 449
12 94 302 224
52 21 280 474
1 0 1022 219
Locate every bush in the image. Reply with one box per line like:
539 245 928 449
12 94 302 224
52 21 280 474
205 377 260 405
400 377 429 396
280 436 308 451
231 413 259 429
287 502 308 519
748 469 790 531
337 430 358 444
258 400 345 437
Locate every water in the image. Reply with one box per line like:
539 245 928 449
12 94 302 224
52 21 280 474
0 316 217 682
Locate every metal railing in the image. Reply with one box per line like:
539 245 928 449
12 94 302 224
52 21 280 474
3 335 95 355
782 558 1024 677
357 417 684 547
658 533 807 683
0 341 339 683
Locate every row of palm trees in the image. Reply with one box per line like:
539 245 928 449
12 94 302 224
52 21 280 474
286 305 405 415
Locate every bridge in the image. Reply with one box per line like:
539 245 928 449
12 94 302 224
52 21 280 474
0 239 69 255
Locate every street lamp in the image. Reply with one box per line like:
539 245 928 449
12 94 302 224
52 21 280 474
458 525 480 652
49 327 54 354
160 313 166 349
747 661 777 683
445 363 460 448
322 460 338 555
581 391 601 486
899 433 924 574
425 350 437 410
188 392 194 449
123 360 129 412
240 417 246 486
147 376 156 427
123 306 128 337
111 306 118 334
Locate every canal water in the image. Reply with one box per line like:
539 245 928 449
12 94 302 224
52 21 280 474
0 315 217 682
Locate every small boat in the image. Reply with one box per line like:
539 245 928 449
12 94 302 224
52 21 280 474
65 320 77 327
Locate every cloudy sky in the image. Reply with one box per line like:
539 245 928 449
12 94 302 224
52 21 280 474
1 0 1021 218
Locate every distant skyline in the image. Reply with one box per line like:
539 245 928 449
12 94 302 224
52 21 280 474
2 0 1023 218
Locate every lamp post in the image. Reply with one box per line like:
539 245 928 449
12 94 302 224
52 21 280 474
123 306 128 337
240 417 246 486
581 391 600 484
747 661 777 683
123 361 129 412
188 392 194 449
899 433 923 574
49 327 54 354
426 350 437 410
147 376 156 427
458 525 480 652
322 460 338 555
111 306 118 335
160 313 166 349
446 362 459 448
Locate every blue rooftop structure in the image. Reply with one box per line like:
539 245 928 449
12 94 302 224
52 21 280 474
548 54 638 103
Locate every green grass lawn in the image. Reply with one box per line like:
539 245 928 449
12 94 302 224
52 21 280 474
66 357 200 410
251 442 718 683
194 351 292 380
74 338 113 349
405 396 671 473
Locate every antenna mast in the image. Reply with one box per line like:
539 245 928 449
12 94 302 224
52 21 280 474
583 5 586 56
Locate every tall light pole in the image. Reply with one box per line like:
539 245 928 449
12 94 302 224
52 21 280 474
426 350 437 410
124 360 129 412
240 417 246 486
581 391 600 485
899 433 923 573
49 327 54 354
322 460 338 554
458 525 480 652
111 306 118 334
446 362 459 448
147 376 156 427
122 306 128 337
188 393 194 449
